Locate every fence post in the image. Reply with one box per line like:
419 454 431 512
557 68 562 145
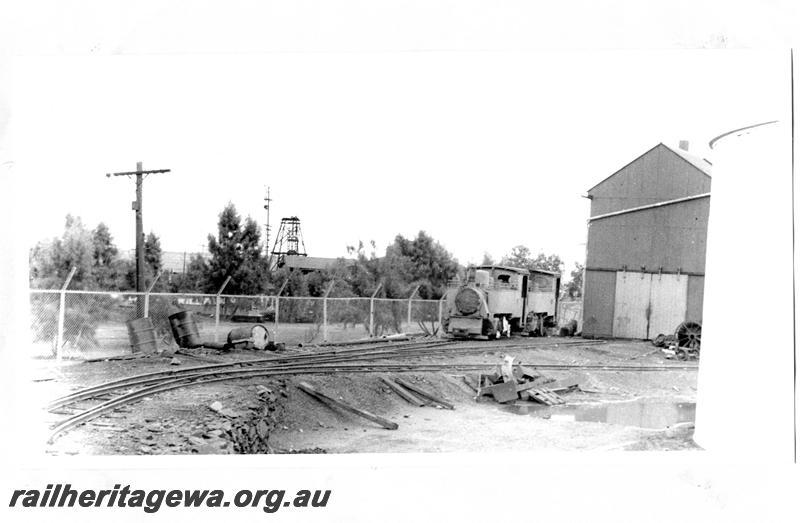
56 267 77 362
369 282 383 338
214 276 232 342
407 285 420 333
322 280 336 342
438 294 446 338
143 270 162 318
273 279 289 342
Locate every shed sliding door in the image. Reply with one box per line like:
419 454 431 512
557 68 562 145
648 273 688 338
612 271 688 339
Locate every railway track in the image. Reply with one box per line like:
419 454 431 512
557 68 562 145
48 336 606 410
46 337 697 442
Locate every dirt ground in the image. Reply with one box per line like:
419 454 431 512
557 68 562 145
30 336 700 456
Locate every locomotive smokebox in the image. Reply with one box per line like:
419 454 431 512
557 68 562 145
455 287 482 315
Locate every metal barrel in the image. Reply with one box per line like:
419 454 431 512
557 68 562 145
126 317 158 354
227 324 270 350
168 310 202 348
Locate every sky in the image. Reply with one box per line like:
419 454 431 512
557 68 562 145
5 0 794 276
9 49 788 274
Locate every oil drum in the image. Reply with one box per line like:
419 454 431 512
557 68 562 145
126 317 158 353
168 310 202 348
227 324 270 350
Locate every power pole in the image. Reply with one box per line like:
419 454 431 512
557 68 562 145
107 162 170 317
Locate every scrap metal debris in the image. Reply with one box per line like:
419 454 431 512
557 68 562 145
654 322 701 361
477 356 580 406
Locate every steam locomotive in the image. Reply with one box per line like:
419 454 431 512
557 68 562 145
443 265 560 339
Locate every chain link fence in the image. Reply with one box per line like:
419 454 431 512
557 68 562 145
28 289 444 360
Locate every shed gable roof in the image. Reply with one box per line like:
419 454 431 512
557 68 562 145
662 144 713 177
586 143 712 195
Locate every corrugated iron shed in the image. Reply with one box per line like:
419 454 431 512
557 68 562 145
582 142 711 339
282 255 356 273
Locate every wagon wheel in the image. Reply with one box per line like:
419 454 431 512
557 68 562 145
675 321 702 350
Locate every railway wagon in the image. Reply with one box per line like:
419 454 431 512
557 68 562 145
443 265 560 339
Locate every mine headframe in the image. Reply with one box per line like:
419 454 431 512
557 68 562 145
270 216 307 268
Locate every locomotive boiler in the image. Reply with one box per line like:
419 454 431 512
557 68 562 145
443 265 560 339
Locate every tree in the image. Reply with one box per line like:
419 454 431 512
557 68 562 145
92 222 118 268
385 231 460 299
30 215 96 289
90 222 120 289
345 241 381 297
29 215 114 351
169 254 209 293
114 231 166 292
144 231 162 274
481 252 495 265
206 203 267 295
500 245 564 274
562 262 584 300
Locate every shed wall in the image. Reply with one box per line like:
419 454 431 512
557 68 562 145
582 269 616 337
686 274 705 323
586 197 709 274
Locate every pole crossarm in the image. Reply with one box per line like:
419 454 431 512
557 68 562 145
107 169 171 177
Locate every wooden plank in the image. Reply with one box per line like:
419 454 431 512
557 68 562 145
380 376 426 407
84 353 149 363
546 390 566 405
540 378 581 391
297 381 399 430
394 377 455 410
550 385 580 394
526 388 565 406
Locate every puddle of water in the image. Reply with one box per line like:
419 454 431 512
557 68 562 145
501 399 696 429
